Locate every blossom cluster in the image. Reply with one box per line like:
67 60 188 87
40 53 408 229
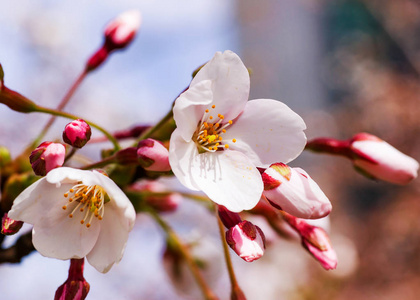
0 9 418 300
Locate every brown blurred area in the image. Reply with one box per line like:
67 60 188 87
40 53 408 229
239 0 420 299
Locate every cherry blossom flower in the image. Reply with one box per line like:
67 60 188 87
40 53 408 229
8 167 136 273
169 50 306 212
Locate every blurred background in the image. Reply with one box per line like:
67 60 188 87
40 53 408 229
1 0 419 299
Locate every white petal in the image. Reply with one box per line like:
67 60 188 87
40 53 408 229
173 80 214 142
32 205 100 260
224 99 307 167
190 150 263 212
86 204 132 273
46 167 99 186
8 178 49 224
190 50 250 121
168 129 201 191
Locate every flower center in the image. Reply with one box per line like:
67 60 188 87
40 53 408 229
193 104 236 153
62 183 108 228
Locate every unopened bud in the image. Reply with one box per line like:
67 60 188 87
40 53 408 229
86 10 141 71
218 205 242 229
0 85 38 113
1 213 23 235
30 142 66 176
350 133 419 185
282 213 337 270
104 10 141 50
301 226 337 270
137 138 171 172
262 163 331 219
63 119 91 148
226 220 265 262
55 258 90 300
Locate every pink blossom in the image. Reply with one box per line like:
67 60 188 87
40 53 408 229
137 138 171 172
226 220 266 262
104 10 141 49
283 213 337 270
63 119 91 148
262 163 331 219
55 259 90 300
29 142 66 176
350 133 419 185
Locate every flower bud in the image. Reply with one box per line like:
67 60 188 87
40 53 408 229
63 119 91 148
104 10 141 50
350 133 419 185
1 213 23 235
262 163 332 219
282 213 337 270
30 142 66 176
137 138 171 172
0 85 38 113
55 259 90 300
86 10 141 71
301 226 337 270
225 220 265 262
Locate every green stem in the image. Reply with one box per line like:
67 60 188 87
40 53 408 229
32 70 88 147
80 156 116 170
215 205 244 298
146 208 218 300
35 106 120 150
136 109 173 142
64 147 77 164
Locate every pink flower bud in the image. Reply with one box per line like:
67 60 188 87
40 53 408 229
283 213 337 270
1 213 23 235
104 10 141 50
86 10 141 71
30 142 66 176
137 138 171 172
350 133 419 185
55 259 90 300
262 163 332 219
63 119 91 148
226 220 266 262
